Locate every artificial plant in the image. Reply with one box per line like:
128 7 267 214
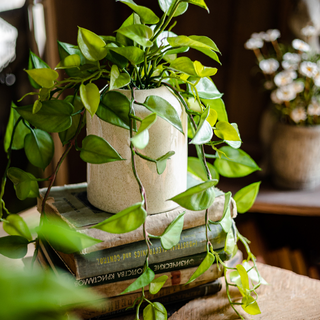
1 0 264 319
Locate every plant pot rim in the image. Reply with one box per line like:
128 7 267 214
276 122 320 132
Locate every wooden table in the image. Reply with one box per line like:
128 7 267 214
112 262 320 320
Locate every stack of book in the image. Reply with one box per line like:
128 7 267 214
36 183 239 319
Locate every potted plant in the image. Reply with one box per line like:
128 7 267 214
1 0 264 319
245 27 320 190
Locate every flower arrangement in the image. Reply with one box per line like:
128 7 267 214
245 27 320 125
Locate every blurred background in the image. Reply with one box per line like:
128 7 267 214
2 0 320 278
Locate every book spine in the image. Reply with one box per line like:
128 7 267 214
76 279 222 320
62 223 226 279
76 251 229 287
78 259 224 298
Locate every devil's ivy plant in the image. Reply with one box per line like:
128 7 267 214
0 0 264 319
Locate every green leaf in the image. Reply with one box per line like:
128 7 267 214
193 60 217 77
80 135 123 164
57 41 91 77
4 105 30 152
168 34 220 63
7 167 39 200
143 302 167 320
242 261 268 285
183 0 209 12
0 263 103 320
3 214 32 241
29 50 50 69
214 146 261 178
188 77 223 100
116 24 153 47
242 295 261 315
217 192 232 233
55 54 81 69
225 123 241 149
131 113 157 149
121 267 155 294
224 228 236 256
170 56 199 76
186 252 215 284
115 13 139 46
168 35 215 52
156 151 175 174
38 219 102 254
0 235 29 259
80 83 100 117
59 95 86 145
118 0 160 24
25 68 58 88
160 212 185 250
214 121 241 141
234 182 261 213
187 157 219 186
144 95 184 134
109 65 131 90
32 100 42 114
15 100 74 133
207 108 218 127
190 107 213 144
24 129 54 170
149 275 169 295
92 202 147 234
108 46 145 65
97 90 131 129
169 180 216 211
159 0 188 16
28 51 50 89
202 98 228 121
105 45 129 68
77 27 108 61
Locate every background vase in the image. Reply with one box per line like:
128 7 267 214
86 86 188 214
270 123 320 190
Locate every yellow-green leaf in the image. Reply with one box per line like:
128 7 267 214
80 83 100 117
24 68 58 88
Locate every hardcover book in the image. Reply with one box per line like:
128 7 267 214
37 183 237 254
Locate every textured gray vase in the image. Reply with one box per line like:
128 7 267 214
270 123 320 190
86 86 188 214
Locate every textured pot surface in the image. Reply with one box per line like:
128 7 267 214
87 86 188 214
270 123 320 190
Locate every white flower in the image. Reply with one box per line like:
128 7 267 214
275 85 297 101
301 25 317 37
291 80 305 93
244 38 264 50
292 39 310 52
299 61 318 77
263 29 281 41
271 90 283 104
290 107 307 122
314 71 320 87
274 70 297 87
307 98 320 116
251 32 266 40
282 60 299 70
283 52 301 63
259 58 279 74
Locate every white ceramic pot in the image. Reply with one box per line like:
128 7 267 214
86 86 188 214
270 123 320 190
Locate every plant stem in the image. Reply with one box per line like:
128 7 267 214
0 116 24 218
